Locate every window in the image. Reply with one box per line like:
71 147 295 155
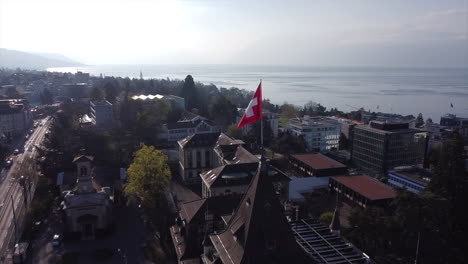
205 150 210 167
196 151 201 168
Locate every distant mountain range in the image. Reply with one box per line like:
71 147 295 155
0 48 84 70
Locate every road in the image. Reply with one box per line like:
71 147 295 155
0 117 51 261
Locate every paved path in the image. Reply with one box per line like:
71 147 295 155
0 117 51 262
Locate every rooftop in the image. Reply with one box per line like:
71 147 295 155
291 218 370 264
291 153 347 170
289 176 330 202
388 166 431 186
209 163 312 264
90 100 112 106
356 121 425 135
331 175 396 200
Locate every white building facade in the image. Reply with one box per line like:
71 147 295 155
286 115 340 152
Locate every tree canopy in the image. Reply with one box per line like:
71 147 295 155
124 143 171 209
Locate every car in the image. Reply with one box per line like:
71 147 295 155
5 158 13 168
25 134 29 140
52 234 61 247
29 129 34 134
13 149 19 155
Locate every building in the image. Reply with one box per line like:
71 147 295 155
58 83 90 98
286 115 340 152
161 113 218 142
202 162 313 264
132 94 185 110
61 156 115 240
0 99 32 140
75 71 90 84
90 100 113 127
289 153 348 177
329 175 396 208
200 162 290 203
351 121 428 176
238 110 279 138
387 166 431 194
440 114 468 139
178 132 244 185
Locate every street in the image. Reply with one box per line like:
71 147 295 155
0 117 51 262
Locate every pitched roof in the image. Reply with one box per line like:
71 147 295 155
179 132 221 148
331 175 396 200
200 163 259 188
172 195 243 261
209 162 313 264
179 132 241 149
291 153 346 170
72 155 94 163
167 119 214 129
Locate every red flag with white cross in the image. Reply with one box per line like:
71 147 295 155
237 82 262 128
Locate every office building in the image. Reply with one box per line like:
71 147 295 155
286 115 340 152
90 100 113 127
387 166 431 194
351 121 428 175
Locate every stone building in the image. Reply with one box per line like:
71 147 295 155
178 132 244 185
61 156 117 240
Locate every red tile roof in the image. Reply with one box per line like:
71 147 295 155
291 153 346 170
331 175 396 200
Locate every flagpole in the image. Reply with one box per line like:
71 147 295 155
260 79 263 155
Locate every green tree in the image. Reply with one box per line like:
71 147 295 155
104 82 118 103
5 86 20 98
208 95 238 127
180 75 198 110
319 211 334 226
135 99 170 144
40 88 54 105
280 103 298 119
90 87 104 100
124 143 171 209
227 124 243 139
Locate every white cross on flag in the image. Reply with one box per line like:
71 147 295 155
237 82 262 128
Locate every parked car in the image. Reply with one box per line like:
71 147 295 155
5 158 13 168
13 149 19 155
52 234 61 247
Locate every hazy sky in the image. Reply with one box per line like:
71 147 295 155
1 0 467 66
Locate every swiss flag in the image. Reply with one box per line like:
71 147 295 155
237 82 262 128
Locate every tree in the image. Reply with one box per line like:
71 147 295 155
227 124 243 139
280 103 298 119
319 211 334 226
415 113 424 127
208 95 238 127
5 86 20 98
40 88 53 105
135 99 170 144
90 87 104 100
124 143 171 209
338 133 350 150
180 75 198 110
104 82 118 103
